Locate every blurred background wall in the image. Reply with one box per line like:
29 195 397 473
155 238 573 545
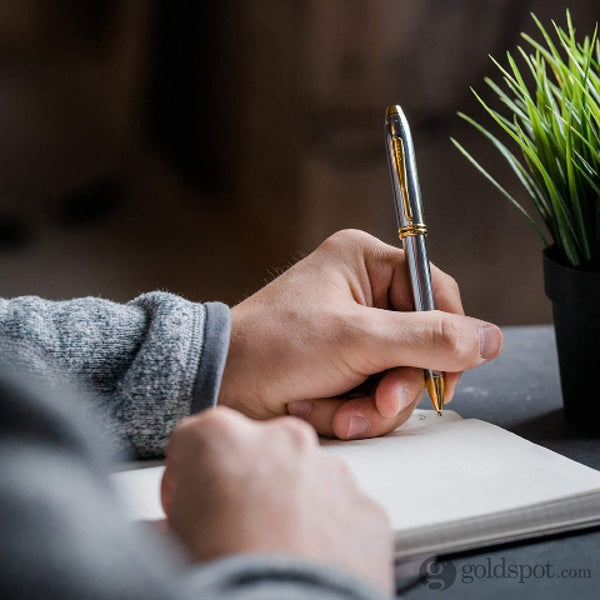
0 0 597 324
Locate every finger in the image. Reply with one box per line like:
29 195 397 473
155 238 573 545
358 237 467 396
333 391 423 440
444 372 461 404
345 231 464 316
426 266 465 400
287 397 345 438
429 263 465 316
363 240 467 390
387 259 466 316
322 231 464 316
374 367 424 418
425 266 466 399
374 368 462 416
266 414 320 447
287 367 446 436
287 387 417 439
357 308 503 373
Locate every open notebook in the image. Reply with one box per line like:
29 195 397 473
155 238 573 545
111 410 600 561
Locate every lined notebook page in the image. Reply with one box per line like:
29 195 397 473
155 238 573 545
321 410 600 533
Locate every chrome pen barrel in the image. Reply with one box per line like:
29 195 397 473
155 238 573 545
403 235 435 312
385 104 444 413
384 105 436 314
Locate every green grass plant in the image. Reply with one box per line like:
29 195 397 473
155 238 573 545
452 11 600 269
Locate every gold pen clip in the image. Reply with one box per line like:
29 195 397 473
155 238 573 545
391 137 413 223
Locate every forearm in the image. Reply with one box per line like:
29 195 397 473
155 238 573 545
0 293 230 458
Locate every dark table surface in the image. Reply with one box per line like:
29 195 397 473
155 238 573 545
403 325 600 599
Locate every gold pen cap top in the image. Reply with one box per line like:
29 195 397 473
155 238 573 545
386 105 401 118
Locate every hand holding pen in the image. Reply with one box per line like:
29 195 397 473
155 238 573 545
216 111 503 440
221 236 504 439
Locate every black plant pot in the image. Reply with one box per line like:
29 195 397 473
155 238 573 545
543 246 600 429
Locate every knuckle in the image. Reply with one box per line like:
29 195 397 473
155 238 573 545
335 459 356 484
195 407 239 439
312 307 362 358
280 417 318 448
168 416 207 457
168 409 247 468
321 228 369 252
171 415 201 441
364 496 390 527
431 312 465 357
333 308 364 349
445 274 461 295
328 455 354 479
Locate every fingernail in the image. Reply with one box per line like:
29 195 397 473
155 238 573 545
388 388 412 416
347 415 370 439
397 389 412 414
479 323 503 361
287 400 312 417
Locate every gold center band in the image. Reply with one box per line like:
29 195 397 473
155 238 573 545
398 224 428 239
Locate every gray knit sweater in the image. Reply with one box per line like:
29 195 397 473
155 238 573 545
0 293 390 600
0 292 230 459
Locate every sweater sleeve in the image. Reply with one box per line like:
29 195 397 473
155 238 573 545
0 360 390 600
0 293 231 458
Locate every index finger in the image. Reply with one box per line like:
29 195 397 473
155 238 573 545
387 256 465 316
430 262 465 316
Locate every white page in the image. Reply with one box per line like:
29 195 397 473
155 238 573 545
111 409 600 531
110 410 457 521
322 413 600 532
112 463 165 521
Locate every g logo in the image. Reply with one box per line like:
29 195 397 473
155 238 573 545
419 556 457 591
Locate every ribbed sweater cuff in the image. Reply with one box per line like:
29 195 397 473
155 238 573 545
191 302 231 414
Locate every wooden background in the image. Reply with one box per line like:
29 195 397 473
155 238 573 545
0 1 598 324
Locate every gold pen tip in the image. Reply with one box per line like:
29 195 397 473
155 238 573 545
425 375 445 414
385 105 401 118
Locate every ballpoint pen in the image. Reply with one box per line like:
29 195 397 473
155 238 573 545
384 104 445 415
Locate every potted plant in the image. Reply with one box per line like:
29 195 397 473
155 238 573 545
452 11 600 428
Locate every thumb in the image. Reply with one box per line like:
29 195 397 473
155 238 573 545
356 307 503 373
